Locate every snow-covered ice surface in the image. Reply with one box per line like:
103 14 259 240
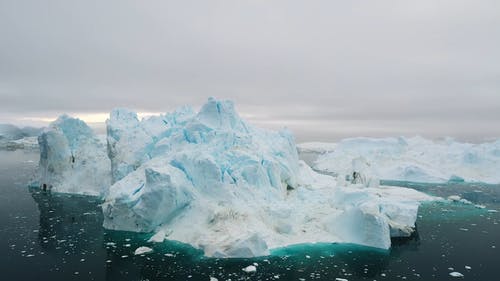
36 98 438 258
308 137 500 184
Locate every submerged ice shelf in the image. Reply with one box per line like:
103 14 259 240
36 98 437 257
299 137 500 185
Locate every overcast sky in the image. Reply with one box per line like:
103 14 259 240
1 0 499 142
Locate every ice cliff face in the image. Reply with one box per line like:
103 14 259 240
308 137 500 184
37 98 436 257
38 115 111 196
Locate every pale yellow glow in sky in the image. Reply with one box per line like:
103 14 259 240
20 112 164 124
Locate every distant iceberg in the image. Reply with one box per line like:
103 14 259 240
36 98 437 257
300 137 500 184
0 124 42 150
0 123 42 141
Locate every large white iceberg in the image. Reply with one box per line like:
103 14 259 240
303 137 500 184
36 98 437 257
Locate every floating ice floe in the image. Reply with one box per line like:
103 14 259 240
449 271 464 277
36 98 438 257
134 246 153 255
242 265 257 273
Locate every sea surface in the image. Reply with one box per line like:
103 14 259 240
0 149 499 281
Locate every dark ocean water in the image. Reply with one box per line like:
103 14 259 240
0 150 499 281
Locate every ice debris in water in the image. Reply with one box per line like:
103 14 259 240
447 195 473 204
242 265 257 273
449 271 464 277
134 246 153 255
36 97 438 258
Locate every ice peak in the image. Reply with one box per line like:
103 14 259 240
108 108 139 123
37 114 111 196
197 97 244 131
50 115 94 150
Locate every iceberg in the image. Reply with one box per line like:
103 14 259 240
0 136 39 150
306 137 500 184
0 123 42 141
35 98 437 257
37 115 111 196
0 124 42 150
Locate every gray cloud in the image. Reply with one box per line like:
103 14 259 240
1 0 499 142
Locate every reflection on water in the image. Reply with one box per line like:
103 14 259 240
31 189 104 252
1 150 499 281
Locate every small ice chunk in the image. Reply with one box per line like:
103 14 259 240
242 265 257 273
209 277 218 281
335 278 348 281
134 246 153 255
449 272 464 277
465 266 471 270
